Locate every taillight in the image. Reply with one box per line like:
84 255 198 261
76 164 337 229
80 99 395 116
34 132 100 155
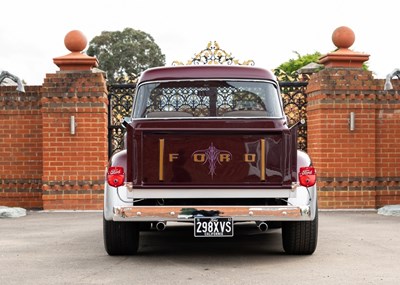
299 166 316 187
107 166 125 187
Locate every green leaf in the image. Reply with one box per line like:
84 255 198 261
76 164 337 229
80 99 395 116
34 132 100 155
87 28 166 83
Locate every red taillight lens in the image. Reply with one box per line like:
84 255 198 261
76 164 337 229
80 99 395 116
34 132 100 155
107 166 125 187
299 166 316 187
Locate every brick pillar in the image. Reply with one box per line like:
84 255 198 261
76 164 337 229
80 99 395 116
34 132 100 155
307 26 378 209
41 30 108 210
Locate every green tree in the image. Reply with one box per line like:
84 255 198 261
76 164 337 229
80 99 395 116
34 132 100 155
87 28 166 83
276 51 369 77
276 51 322 75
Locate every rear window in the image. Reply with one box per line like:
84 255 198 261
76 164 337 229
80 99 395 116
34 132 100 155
133 80 283 118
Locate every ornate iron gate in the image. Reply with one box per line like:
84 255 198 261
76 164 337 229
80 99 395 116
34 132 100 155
108 83 136 158
107 41 308 157
280 81 308 151
107 79 308 157
276 69 309 152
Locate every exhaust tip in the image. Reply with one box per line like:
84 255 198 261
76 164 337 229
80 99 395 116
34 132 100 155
156 222 166 231
257 222 268 232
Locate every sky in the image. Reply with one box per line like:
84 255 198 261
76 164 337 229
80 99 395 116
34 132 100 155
1 0 399 85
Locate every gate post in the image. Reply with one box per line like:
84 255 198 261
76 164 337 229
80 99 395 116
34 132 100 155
41 30 108 210
306 26 383 209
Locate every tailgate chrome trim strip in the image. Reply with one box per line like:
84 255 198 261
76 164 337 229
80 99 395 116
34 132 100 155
113 205 310 221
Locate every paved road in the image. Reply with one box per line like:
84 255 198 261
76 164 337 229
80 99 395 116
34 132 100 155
1 210 399 285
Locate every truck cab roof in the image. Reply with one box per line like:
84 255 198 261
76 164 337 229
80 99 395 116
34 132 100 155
137 65 277 84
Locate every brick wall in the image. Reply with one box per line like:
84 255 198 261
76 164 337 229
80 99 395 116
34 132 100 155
0 86 43 208
1 58 399 210
307 68 400 209
0 70 108 210
375 82 400 206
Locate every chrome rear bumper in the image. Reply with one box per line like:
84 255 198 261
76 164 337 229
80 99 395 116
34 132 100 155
113 205 311 222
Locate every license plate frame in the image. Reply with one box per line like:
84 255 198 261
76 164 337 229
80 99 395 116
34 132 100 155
194 217 234 237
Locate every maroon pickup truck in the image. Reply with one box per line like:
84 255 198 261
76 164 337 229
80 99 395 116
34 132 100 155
103 65 318 255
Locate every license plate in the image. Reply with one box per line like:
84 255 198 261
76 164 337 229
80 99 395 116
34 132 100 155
194 217 234 237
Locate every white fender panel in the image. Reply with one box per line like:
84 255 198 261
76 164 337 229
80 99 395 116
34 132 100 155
297 149 312 171
104 184 131 220
288 150 318 219
104 150 131 220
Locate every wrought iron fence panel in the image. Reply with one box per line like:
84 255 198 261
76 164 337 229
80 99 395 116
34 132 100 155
279 81 308 152
107 78 309 157
108 84 136 158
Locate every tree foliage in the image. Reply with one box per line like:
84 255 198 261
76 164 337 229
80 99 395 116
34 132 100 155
276 51 369 76
276 51 322 75
87 28 166 83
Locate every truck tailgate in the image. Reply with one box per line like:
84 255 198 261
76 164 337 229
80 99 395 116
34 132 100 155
140 131 296 187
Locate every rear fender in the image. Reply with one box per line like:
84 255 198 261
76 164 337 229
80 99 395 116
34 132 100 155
104 150 131 220
288 150 318 219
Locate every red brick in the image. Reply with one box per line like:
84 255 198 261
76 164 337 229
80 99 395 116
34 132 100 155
309 68 400 209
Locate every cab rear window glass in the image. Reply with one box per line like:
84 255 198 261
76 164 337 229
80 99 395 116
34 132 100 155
133 80 283 118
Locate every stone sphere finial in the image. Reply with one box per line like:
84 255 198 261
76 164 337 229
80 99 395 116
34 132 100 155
64 30 87 53
54 30 97 71
332 26 355 49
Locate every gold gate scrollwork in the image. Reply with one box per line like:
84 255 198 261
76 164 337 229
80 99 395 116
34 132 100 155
172 41 255 66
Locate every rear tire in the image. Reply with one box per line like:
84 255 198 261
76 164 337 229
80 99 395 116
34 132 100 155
139 222 153 231
281 208 318 255
103 216 139 255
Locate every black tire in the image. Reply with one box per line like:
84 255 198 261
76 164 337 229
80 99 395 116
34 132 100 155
139 222 153 231
266 221 282 229
281 208 318 255
103 216 139 255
